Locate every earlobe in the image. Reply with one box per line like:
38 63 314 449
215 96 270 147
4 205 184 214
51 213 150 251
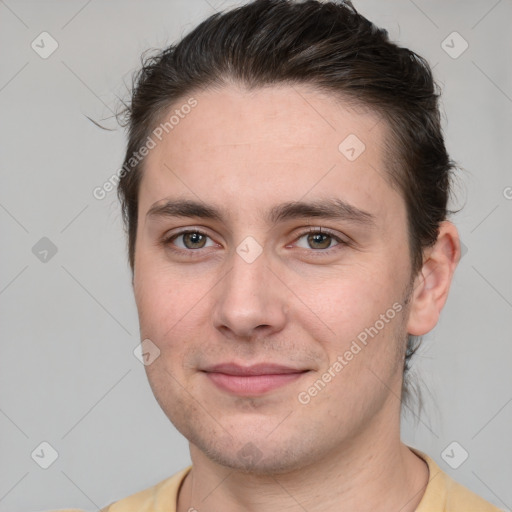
406 221 461 336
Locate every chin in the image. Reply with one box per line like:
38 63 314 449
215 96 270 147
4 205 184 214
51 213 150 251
189 429 323 476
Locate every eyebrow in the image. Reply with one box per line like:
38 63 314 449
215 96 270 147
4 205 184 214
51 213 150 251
146 198 376 227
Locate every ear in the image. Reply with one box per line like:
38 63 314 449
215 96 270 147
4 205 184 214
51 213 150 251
406 221 461 336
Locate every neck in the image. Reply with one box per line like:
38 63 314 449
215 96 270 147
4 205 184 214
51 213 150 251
177 420 429 512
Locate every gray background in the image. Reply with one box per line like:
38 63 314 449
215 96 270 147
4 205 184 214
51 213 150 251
0 0 511 511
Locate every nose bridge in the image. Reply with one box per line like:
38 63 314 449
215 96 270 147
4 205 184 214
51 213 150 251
212 247 286 338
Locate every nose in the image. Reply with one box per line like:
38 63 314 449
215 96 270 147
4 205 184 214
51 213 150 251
212 249 287 340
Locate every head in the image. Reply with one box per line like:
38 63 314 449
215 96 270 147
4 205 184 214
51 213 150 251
117 0 460 472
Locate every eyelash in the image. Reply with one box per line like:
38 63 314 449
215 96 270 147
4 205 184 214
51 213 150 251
161 227 348 256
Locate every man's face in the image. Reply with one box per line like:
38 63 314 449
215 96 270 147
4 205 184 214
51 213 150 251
133 84 415 473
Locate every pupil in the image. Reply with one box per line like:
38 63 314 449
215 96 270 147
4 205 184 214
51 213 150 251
185 232 205 248
308 233 330 249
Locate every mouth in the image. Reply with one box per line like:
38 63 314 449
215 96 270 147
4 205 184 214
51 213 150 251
201 362 310 396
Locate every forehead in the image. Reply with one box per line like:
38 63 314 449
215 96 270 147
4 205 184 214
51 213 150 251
138 83 401 223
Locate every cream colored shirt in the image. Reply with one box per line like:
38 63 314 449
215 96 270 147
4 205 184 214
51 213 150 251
53 449 503 512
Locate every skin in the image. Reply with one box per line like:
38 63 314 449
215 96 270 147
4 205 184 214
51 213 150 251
132 83 460 512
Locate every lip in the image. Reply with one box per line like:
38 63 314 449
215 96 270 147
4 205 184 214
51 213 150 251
202 363 309 396
203 362 307 376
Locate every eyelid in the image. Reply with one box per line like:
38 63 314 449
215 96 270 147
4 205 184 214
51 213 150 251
291 227 348 251
160 227 220 251
160 226 349 254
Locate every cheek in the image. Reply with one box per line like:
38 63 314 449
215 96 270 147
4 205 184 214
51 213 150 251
296 264 408 397
294 264 397 342
133 259 217 369
134 270 181 350
135 281 200 337
134 244 197 319
296 288 407 415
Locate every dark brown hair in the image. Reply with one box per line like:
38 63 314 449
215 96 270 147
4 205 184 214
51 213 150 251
116 0 457 413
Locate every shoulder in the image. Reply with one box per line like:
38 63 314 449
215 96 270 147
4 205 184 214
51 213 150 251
411 448 503 512
101 466 191 512
44 466 192 512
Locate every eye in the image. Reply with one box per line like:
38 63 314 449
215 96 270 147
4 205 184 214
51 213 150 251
294 229 344 251
165 230 217 250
